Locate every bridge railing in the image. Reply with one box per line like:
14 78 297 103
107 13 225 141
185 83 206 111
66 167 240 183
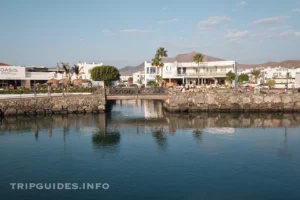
106 87 167 96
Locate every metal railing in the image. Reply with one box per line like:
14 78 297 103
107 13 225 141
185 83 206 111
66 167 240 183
177 72 227 76
107 87 167 96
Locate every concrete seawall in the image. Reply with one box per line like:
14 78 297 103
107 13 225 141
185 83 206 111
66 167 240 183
163 89 300 113
0 89 106 116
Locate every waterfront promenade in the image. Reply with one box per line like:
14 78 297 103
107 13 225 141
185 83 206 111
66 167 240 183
0 93 92 100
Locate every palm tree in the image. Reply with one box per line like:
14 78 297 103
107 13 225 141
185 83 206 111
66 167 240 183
156 75 163 86
193 53 204 86
251 69 261 83
61 62 71 80
72 65 84 79
151 56 163 76
156 47 168 76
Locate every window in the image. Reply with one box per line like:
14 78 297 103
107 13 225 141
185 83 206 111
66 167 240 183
148 67 156 74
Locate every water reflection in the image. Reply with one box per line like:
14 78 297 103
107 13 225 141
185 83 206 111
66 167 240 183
193 128 203 143
1 101 300 152
92 131 121 147
1 100 300 200
278 128 292 158
150 127 168 150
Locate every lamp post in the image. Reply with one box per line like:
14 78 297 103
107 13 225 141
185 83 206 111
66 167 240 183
62 74 65 98
34 80 36 97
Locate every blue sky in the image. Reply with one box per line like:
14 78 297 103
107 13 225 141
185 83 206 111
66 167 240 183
0 0 300 68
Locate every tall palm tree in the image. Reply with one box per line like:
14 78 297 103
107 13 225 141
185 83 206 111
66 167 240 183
72 64 84 79
251 69 261 84
61 62 71 80
156 47 168 77
151 56 163 76
193 53 204 86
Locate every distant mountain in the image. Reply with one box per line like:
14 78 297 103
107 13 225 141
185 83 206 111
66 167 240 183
238 60 300 70
0 62 10 66
119 63 144 76
119 52 300 75
162 51 224 63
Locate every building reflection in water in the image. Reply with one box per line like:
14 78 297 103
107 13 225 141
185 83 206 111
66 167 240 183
1 101 300 156
278 128 292 158
193 128 203 143
149 127 168 150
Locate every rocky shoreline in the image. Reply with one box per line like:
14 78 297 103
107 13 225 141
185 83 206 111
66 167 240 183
0 92 106 117
163 89 300 113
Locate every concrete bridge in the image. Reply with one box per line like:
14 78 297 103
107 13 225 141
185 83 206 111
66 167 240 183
106 87 168 100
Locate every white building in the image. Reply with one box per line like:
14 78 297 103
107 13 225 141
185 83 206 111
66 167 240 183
144 60 237 87
120 75 133 83
132 71 145 85
238 66 300 88
0 65 63 88
76 62 103 80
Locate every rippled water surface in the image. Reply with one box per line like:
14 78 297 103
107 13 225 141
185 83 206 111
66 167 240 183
1 100 300 200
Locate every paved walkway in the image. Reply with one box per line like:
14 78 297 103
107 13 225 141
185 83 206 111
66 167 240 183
0 93 92 100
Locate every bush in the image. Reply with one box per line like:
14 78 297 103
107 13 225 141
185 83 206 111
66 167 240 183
147 80 158 87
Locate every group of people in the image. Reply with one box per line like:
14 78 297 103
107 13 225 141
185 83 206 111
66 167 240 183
286 84 296 94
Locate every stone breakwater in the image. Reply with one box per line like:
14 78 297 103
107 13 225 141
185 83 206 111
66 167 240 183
0 94 106 116
163 89 300 113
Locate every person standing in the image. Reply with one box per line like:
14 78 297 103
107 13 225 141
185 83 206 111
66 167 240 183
47 84 51 97
34 84 37 97
285 84 288 94
292 84 295 95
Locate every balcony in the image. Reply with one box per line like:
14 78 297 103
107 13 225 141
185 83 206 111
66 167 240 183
25 72 56 80
177 72 227 77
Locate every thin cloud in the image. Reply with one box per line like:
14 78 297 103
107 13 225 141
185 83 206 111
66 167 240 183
199 16 232 29
157 18 178 24
268 30 300 38
102 29 112 33
238 1 247 6
292 8 300 12
225 30 250 43
120 29 151 33
254 16 288 25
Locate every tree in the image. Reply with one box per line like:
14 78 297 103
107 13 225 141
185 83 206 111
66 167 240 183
156 75 162 82
267 79 276 88
155 75 163 87
156 47 168 76
90 65 120 86
151 56 163 76
238 73 249 82
147 80 158 87
61 62 71 80
128 77 133 84
72 65 84 79
226 70 236 84
251 69 261 83
193 53 204 86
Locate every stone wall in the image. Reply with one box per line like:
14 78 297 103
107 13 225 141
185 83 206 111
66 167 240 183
0 89 106 116
163 89 300 113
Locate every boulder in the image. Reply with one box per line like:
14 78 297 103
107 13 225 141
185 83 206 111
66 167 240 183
67 104 78 113
282 95 292 104
51 105 62 112
5 108 17 116
85 106 93 113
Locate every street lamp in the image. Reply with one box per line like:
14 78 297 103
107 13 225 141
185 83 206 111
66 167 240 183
62 74 65 98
